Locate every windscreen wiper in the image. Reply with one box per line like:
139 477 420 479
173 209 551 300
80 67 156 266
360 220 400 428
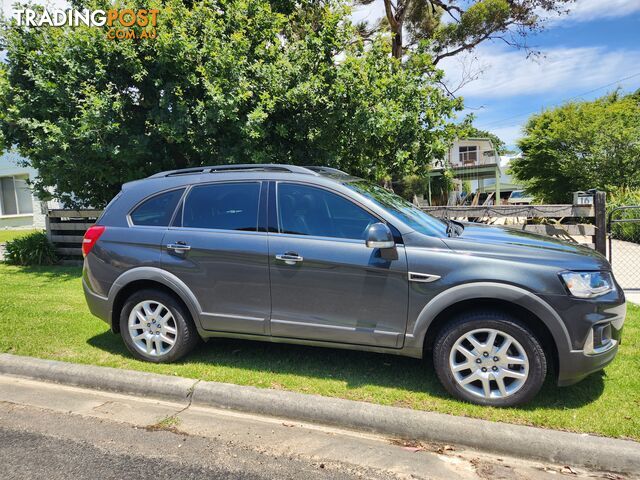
444 217 463 237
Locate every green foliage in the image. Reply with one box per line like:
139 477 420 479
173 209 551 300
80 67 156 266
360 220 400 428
4 231 57 266
511 91 640 203
0 0 460 207
400 174 429 201
429 167 454 204
607 189 640 244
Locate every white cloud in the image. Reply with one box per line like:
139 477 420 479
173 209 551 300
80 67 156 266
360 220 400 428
547 0 640 25
491 125 525 146
440 44 640 99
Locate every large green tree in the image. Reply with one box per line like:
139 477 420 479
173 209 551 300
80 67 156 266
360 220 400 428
355 0 573 61
0 0 460 207
510 91 640 203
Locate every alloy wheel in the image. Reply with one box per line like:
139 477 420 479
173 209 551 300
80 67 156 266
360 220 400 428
128 300 178 357
448 328 529 399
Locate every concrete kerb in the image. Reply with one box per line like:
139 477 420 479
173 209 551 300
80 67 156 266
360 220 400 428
0 354 196 405
1 353 638 474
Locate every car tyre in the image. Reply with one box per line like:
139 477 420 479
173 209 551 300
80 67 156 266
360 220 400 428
433 310 547 407
119 289 200 363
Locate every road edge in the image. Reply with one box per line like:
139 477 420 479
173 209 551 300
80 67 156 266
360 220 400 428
1 353 638 474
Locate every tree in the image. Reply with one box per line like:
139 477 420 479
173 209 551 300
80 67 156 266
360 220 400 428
355 0 572 62
0 0 461 207
510 91 640 203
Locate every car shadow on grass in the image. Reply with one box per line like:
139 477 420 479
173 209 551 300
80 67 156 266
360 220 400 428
87 331 605 411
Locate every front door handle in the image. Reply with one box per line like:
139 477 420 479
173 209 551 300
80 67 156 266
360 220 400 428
275 252 303 265
167 242 191 253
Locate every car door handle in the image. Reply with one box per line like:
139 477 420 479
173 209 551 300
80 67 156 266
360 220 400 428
275 253 303 265
167 243 191 253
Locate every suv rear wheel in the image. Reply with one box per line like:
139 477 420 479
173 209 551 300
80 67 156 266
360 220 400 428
119 289 200 363
433 310 547 406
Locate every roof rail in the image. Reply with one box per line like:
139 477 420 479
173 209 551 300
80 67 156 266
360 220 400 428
304 166 349 176
148 164 318 179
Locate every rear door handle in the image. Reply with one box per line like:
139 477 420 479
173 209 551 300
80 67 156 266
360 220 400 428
167 242 191 253
275 253 303 265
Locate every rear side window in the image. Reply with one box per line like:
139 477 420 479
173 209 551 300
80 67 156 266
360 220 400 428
183 182 260 231
130 189 184 226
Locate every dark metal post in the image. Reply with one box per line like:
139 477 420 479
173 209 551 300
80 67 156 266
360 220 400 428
594 191 607 256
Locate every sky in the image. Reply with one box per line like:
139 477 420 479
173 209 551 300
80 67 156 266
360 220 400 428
353 0 640 148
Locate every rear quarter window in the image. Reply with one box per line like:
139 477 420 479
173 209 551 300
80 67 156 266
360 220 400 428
130 189 184 227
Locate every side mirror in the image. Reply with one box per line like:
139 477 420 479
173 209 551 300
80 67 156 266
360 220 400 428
365 222 395 249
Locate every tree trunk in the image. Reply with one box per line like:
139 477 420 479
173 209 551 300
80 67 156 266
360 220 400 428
391 26 403 59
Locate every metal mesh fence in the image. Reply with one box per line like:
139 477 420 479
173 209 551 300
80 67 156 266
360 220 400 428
608 206 640 291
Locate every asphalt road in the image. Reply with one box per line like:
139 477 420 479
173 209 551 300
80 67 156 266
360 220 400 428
0 424 366 480
0 375 626 480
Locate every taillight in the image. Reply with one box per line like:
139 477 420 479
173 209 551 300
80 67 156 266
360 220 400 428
82 225 106 257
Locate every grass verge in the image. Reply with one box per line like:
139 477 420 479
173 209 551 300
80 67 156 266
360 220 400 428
0 264 638 440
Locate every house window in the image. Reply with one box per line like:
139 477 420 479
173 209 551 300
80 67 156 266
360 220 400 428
0 175 34 216
459 146 478 164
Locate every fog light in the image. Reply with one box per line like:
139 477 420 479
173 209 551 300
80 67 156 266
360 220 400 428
593 323 612 350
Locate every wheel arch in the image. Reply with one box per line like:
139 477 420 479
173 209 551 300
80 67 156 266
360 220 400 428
407 282 572 370
108 267 202 333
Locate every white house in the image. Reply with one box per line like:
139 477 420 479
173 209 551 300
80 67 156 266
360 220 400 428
0 151 47 230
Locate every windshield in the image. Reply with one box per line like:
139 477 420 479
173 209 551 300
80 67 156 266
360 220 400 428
346 181 448 237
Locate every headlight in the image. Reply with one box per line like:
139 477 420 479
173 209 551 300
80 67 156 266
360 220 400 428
560 271 614 298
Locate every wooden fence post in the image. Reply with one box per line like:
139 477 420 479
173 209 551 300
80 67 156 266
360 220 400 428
594 191 607 256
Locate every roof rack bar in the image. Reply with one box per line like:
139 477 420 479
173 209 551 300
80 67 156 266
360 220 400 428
303 166 349 175
148 164 318 179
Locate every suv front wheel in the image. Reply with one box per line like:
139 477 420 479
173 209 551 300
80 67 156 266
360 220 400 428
119 289 200 363
433 310 547 406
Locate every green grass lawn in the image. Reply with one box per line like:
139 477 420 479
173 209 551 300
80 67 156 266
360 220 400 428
0 229 39 243
1 263 638 440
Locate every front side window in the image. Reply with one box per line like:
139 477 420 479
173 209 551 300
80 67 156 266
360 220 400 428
130 188 184 226
183 182 260 231
277 183 378 240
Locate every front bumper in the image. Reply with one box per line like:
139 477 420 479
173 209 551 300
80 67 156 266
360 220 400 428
541 286 626 386
557 342 619 386
557 309 624 386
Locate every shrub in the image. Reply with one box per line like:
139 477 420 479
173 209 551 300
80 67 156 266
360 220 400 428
401 175 429 201
4 231 57 266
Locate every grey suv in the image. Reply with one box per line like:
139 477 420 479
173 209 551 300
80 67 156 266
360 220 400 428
83 164 626 406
